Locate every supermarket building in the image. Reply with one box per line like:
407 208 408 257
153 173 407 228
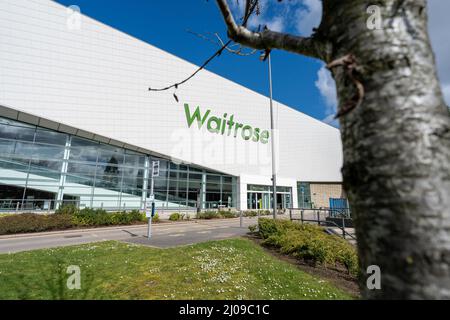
0 0 344 213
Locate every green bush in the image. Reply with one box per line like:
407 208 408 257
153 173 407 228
242 210 271 217
152 213 160 223
169 212 182 221
218 210 237 218
0 213 73 235
72 208 145 226
243 210 258 217
248 224 257 233
0 209 147 235
55 204 78 215
196 211 221 219
257 218 359 276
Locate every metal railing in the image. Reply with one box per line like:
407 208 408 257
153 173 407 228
288 208 356 240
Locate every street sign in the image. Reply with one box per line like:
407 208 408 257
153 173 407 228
145 200 152 218
151 202 156 217
152 160 160 177
148 194 155 201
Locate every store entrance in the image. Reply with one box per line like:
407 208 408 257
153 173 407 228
247 192 271 210
247 191 290 210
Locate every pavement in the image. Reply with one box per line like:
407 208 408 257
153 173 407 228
0 217 258 254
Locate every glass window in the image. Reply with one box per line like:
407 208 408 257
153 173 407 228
188 180 201 192
71 136 98 148
29 159 63 174
223 176 233 184
67 162 97 177
0 139 15 157
124 151 145 167
0 122 35 142
189 166 202 173
97 147 124 165
30 143 65 160
34 129 67 146
222 183 232 192
297 182 312 209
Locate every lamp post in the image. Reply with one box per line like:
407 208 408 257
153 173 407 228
261 51 277 219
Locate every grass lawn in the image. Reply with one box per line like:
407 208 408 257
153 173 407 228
0 238 354 300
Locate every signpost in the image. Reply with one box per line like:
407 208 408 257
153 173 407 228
147 160 159 239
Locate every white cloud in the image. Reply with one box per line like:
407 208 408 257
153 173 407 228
229 0 317 34
295 0 322 36
315 65 338 127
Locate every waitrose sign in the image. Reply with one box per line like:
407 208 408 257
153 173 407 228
184 103 270 144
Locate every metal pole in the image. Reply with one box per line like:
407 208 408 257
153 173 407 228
268 53 277 220
240 209 243 228
342 215 346 239
147 168 155 239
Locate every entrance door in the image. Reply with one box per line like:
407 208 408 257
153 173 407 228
276 193 283 209
247 192 265 209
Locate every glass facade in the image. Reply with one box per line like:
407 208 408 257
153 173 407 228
0 117 236 211
246 184 292 210
297 182 312 208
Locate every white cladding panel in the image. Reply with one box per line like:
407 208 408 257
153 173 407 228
0 0 343 182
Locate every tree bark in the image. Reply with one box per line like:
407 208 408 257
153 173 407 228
217 0 450 299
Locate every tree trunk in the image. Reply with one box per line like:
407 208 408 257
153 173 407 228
322 0 450 299
216 0 450 299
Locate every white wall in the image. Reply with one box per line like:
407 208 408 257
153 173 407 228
0 0 343 184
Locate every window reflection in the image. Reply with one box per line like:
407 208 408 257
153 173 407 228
0 117 236 211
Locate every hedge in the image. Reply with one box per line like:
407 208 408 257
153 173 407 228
0 207 149 235
196 210 236 219
257 218 359 276
196 210 272 219
0 213 73 235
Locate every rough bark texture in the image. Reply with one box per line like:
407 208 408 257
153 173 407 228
217 0 450 299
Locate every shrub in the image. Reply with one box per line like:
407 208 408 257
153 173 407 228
248 224 257 233
55 204 78 215
243 210 258 217
257 218 359 276
0 209 147 235
196 211 221 219
152 213 160 223
0 213 73 235
72 208 145 227
218 210 237 218
169 212 182 221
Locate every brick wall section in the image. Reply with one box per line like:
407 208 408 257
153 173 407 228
310 183 344 208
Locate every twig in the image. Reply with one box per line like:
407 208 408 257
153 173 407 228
148 39 232 92
327 54 365 118
148 0 260 93
187 30 257 56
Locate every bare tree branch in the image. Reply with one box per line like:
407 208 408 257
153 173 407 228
148 39 232 92
148 0 260 93
216 0 324 59
187 29 257 56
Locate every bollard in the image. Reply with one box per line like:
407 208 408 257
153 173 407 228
342 215 346 239
240 210 243 228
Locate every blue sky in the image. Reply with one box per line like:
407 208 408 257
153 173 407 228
55 0 450 126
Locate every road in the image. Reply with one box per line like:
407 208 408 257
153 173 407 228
0 217 258 254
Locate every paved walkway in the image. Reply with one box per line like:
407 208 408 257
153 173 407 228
0 218 258 254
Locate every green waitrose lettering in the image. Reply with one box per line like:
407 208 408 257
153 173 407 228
184 103 269 144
